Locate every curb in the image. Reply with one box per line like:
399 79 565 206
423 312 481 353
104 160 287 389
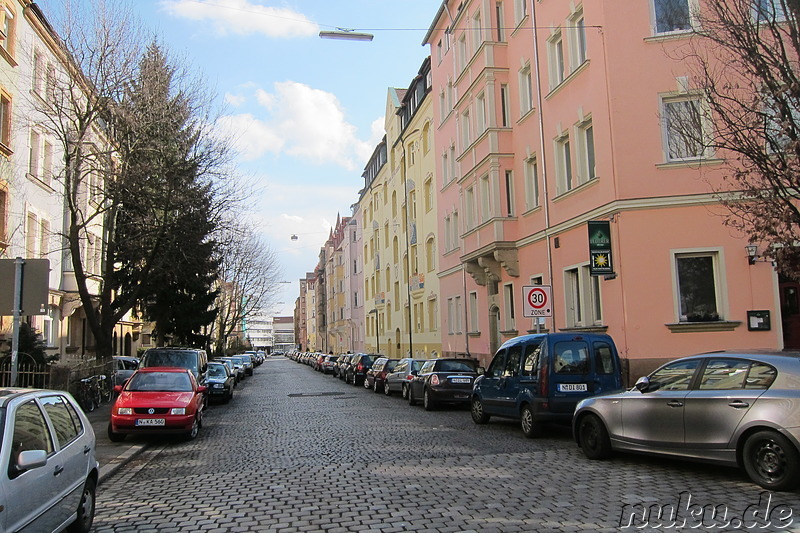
97 443 149 485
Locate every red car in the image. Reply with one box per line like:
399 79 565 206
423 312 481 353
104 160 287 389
107 367 206 442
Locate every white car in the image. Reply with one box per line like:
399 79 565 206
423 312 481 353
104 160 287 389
0 388 99 532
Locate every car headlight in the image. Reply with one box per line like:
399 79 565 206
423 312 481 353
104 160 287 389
170 408 186 415
117 407 133 415
213 383 223 388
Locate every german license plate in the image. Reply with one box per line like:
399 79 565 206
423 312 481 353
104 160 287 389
451 378 472 384
558 383 588 392
136 418 165 426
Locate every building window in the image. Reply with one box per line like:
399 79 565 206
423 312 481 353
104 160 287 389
576 118 596 184
555 133 573 194
662 94 708 161
524 156 539 209
469 291 479 332
653 0 691 34
753 0 787 22
26 212 37 256
500 84 510 127
449 145 457 180
568 8 587 68
32 51 43 95
514 0 528 25
461 109 471 149
439 90 446 122
447 297 455 334
496 2 505 41
675 252 721 321
437 39 443 64
442 152 449 184
452 211 459 247
426 238 435 272
428 299 437 331
547 30 565 88
476 92 487 133
42 141 53 187
465 186 476 229
472 10 483 54
1 5 15 58
39 218 49 258
424 178 433 212
444 215 452 252
503 283 516 330
458 33 468 71
0 91 11 151
519 64 533 115
565 264 602 328
29 129 40 180
0 187 7 243
480 175 491 222
505 170 514 216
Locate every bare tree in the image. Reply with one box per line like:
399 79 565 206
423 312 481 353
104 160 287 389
677 0 800 274
210 222 283 357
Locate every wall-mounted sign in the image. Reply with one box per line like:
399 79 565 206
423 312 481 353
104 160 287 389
588 221 614 276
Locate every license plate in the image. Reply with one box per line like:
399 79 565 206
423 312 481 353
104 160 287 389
451 378 472 384
558 383 588 392
136 418 165 426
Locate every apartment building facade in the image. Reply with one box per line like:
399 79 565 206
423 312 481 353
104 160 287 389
425 0 782 376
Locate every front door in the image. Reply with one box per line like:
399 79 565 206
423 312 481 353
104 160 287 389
780 278 800 349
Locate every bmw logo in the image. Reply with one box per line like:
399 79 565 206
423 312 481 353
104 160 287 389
148 408 155 414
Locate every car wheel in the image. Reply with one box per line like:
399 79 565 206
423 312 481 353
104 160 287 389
66 477 96 533
577 414 612 460
402 384 409 400
107 423 126 443
423 388 436 411
520 404 541 438
384 382 392 396
408 386 417 406
373 380 380 393
186 415 200 440
743 430 800 491
471 397 490 424
364 378 371 390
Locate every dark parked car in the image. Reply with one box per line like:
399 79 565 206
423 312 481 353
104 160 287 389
112 355 139 387
345 354 379 386
408 358 482 410
384 358 427 399
206 361 235 403
365 357 399 393
471 333 623 437
218 357 245 382
573 350 800 491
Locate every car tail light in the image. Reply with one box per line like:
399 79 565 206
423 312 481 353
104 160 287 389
357 364 364 372
538 360 548 397
406 374 414 381
431 374 440 386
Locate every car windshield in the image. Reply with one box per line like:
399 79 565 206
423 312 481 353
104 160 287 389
143 350 196 369
385 360 399 371
412 360 425 371
127 372 193 392
437 360 477 372
208 365 227 378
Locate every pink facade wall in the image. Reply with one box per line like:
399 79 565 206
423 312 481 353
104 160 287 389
428 0 782 377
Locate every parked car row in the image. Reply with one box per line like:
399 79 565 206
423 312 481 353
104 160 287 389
288 334 800 492
107 348 265 442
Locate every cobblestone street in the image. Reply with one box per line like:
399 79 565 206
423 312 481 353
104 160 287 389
92 358 800 532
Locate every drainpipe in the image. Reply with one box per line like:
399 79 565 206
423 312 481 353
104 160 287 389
530 0 556 331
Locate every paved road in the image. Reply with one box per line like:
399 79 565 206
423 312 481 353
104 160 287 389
91 357 800 532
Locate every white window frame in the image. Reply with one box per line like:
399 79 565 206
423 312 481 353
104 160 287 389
524 156 539 209
503 283 516 330
547 30 565 89
671 249 726 322
480 174 491 222
476 91 487 133
514 0 528 25
554 132 573 194
505 170 514 216
461 109 472 149
500 84 510 127
564 264 602 328
651 0 693 35
469 291 479 333
519 63 533 115
575 117 596 185
465 186 476 229
661 93 710 162
568 7 587 70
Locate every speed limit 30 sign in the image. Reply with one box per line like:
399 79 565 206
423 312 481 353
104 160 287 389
522 285 552 318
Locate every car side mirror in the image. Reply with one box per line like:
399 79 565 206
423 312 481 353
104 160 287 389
114 385 123 393
16 449 47 472
634 376 650 392
477 367 485 375
197 385 208 393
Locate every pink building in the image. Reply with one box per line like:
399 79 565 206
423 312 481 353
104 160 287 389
426 0 786 380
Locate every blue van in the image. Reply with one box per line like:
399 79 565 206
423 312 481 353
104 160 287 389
470 333 623 437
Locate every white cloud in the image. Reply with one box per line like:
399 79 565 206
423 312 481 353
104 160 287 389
215 113 284 160
224 93 246 107
220 81 372 169
160 0 319 38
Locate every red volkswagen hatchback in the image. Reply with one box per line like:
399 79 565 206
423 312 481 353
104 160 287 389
107 367 206 442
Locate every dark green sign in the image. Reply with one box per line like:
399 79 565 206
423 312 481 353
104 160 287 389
588 221 614 276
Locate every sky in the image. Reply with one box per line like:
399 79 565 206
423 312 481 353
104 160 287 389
38 0 440 317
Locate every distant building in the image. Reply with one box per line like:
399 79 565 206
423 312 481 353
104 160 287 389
272 316 295 353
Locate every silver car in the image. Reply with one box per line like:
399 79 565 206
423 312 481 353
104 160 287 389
0 388 99 532
573 351 800 491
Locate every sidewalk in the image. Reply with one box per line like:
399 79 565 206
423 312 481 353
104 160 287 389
84 402 148 485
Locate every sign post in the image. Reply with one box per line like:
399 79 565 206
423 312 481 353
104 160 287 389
0 258 50 386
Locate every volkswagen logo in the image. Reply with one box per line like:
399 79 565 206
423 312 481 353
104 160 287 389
148 408 155 414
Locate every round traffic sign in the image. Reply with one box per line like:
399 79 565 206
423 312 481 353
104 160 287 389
527 287 548 309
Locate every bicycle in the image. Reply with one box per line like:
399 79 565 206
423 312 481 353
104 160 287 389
77 377 96 412
96 374 112 403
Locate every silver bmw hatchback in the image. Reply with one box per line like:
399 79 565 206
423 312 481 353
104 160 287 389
0 388 99 532
573 351 800 491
